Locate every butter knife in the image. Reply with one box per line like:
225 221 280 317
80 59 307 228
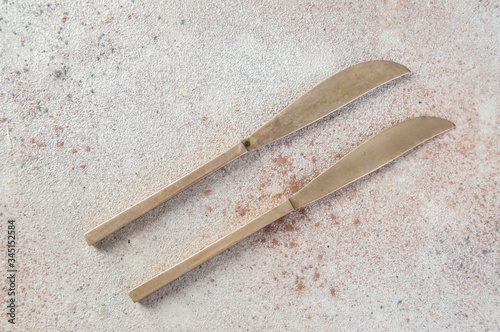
84 60 410 245
129 116 455 302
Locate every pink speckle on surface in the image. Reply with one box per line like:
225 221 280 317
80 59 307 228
0 0 499 331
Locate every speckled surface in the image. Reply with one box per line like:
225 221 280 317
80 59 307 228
1 0 499 330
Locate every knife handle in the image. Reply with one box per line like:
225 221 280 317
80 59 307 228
84 142 248 246
129 200 294 302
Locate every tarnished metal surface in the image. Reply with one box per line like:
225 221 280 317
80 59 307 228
131 117 454 302
85 61 409 245
243 60 410 151
289 117 455 209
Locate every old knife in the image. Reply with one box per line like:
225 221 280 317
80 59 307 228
84 60 410 246
129 116 455 302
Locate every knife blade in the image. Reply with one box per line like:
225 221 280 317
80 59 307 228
129 116 454 302
84 60 410 246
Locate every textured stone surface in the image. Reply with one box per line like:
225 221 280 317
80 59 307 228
1 0 499 330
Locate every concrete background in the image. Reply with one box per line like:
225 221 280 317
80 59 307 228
1 0 498 330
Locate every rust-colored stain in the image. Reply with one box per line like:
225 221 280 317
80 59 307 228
271 238 280 247
263 216 287 235
353 219 361 226
272 154 290 167
29 137 46 147
285 174 306 195
57 141 64 147
80 165 86 169
85 146 91 152
295 280 305 292
262 210 308 237
235 206 248 217
330 287 336 297
313 272 320 281
105 16 114 24
61 16 67 23
205 206 213 212
53 125 63 133
271 193 284 201
0 117 7 123
71 148 78 153
203 190 212 196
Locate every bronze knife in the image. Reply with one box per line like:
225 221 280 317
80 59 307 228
84 60 410 245
129 116 455 302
